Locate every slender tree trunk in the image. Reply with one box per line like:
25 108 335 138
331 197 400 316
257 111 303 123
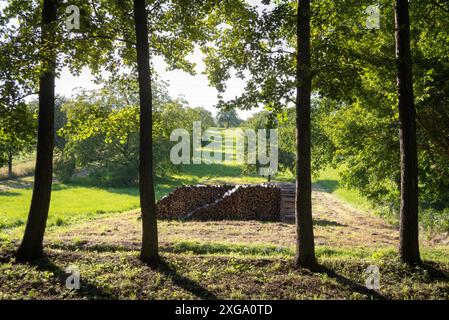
16 0 57 262
7 150 12 178
395 0 421 265
133 0 159 266
294 0 317 269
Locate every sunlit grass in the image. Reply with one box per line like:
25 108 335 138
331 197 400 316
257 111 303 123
313 167 373 212
0 185 140 229
0 127 376 231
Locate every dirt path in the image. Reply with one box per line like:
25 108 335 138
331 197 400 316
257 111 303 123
45 189 410 251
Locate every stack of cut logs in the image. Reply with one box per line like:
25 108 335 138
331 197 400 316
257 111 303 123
156 184 281 221
156 185 234 219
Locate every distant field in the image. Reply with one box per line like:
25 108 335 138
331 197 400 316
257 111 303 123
0 157 35 180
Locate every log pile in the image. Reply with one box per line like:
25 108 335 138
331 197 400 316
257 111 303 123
156 185 234 219
156 184 281 221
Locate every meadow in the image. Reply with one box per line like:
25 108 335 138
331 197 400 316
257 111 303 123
1 129 448 300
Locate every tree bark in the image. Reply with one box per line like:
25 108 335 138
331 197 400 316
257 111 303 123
294 0 317 269
16 0 57 262
133 0 159 266
7 150 12 178
395 0 421 265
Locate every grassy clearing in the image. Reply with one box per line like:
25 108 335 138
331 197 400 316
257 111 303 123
1 128 447 300
0 237 448 300
0 184 140 229
0 128 271 230
313 167 373 212
0 128 369 232
0 205 445 300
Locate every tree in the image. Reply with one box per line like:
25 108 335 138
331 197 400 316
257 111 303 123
394 0 421 265
216 109 242 128
202 0 318 268
294 0 316 269
16 0 58 262
0 6 39 179
0 102 35 178
133 0 159 265
83 0 220 263
303 0 449 234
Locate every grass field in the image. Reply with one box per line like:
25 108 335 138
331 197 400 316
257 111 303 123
0 131 370 231
0 183 140 229
1 128 448 300
313 167 373 212
0 163 355 231
1 205 449 299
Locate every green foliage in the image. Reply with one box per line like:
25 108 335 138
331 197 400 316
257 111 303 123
242 104 333 177
204 0 449 231
0 184 140 230
309 1 449 228
54 151 76 183
0 102 36 169
56 77 215 187
242 110 293 175
216 108 242 128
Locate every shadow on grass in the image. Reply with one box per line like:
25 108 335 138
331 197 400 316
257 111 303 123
155 258 218 300
313 179 339 193
30 256 115 300
181 163 242 179
314 264 387 300
281 217 347 227
419 262 449 282
0 190 21 197
313 218 346 227
48 241 137 253
64 175 192 200
0 219 25 230
0 178 33 188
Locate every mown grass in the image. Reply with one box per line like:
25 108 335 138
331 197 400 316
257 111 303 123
313 167 373 212
164 240 449 263
0 128 272 230
0 184 140 229
0 238 448 300
0 127 374 232
0 166 267 231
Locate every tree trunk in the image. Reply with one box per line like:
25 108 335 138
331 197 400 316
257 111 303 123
7 150 12 178
133 0 159 266
294 0 317 269
395 0 421 265
16 0 57 262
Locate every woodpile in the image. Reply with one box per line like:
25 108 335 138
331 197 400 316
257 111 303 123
156 184 281 221
156 185 234 219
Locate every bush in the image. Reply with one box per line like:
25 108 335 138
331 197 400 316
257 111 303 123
54 153 76 183
89 163 138 187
